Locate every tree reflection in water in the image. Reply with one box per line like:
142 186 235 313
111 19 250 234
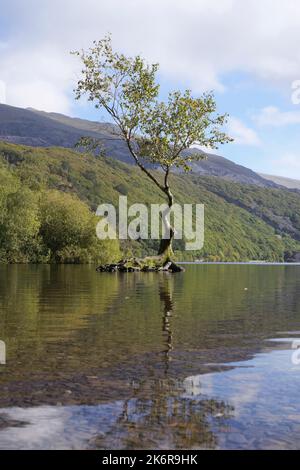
91 275 234 450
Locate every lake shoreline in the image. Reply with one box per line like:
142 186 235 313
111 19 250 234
179 261 300 265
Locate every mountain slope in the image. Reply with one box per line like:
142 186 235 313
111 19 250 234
0 103 274 186
0 103 128 157
0 140 299 262
186 149 273 186
260 173 300 190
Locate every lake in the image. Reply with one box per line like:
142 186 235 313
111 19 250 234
0 264 300 449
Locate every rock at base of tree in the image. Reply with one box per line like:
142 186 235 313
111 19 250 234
96 258 185 273
167 262 185 272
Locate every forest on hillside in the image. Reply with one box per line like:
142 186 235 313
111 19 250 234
0 141 300 263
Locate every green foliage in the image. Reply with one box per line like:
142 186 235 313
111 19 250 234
0 148 121 264
40 190 93 254
0 166 45 263
39 190 120 263
138 90 232 170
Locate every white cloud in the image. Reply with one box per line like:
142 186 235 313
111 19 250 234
1 0 300 112
270 152 300 178
0 43 75 113
0 80 6 104
253 106 300 127
227 117 261 146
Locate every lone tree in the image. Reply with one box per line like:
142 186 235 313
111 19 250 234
73 36 232 264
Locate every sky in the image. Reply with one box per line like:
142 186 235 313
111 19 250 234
1 0 300 178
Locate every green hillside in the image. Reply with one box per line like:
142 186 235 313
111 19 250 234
0 140 300 263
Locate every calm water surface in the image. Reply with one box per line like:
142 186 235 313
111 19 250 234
0 264 300 449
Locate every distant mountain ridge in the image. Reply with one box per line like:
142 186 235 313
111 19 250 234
259 173 300 190
0 103 277 187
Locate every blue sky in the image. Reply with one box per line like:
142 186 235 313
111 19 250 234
1 0 300 178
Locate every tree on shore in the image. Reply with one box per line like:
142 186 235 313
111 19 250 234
73 36 232 263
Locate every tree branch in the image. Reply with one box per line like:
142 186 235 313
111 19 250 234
124 135 165 193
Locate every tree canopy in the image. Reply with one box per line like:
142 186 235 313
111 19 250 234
74 36 232 190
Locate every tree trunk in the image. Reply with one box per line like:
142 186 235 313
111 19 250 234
157 232 174 260
157 183 174 261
